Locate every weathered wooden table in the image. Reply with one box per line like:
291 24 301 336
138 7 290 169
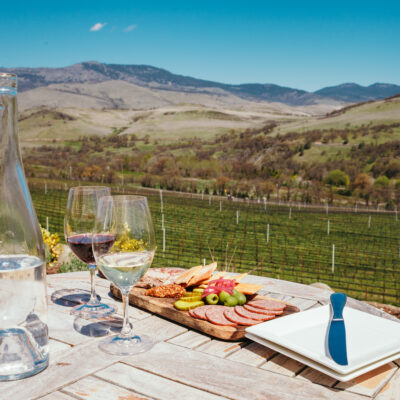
2 271 399 400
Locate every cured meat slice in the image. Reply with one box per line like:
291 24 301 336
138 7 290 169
243 304 284 315
247 299 286 311
224 308 261 326
135 267 186 288
160 267 187 275
192 305 213 320
205 306 237 326
235 306 276 321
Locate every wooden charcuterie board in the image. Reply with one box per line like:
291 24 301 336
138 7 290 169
110 284 300 341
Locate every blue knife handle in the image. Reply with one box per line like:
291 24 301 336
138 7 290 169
330 293 347 320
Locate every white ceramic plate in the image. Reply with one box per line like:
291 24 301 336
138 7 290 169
246 332 400 381
246 305 400 380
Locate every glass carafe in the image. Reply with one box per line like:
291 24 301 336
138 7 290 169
0 73 49 381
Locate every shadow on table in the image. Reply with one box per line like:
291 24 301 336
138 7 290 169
73 315 123 337
51 288 101 307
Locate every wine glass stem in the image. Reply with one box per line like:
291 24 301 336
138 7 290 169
88 264 98 305
120 291 133 338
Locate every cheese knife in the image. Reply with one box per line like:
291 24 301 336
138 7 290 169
328 292 348 366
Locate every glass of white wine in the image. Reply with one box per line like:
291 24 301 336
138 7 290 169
93 195 156 355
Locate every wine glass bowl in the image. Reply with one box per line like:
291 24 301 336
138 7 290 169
64 186 116 319
93 195 156 355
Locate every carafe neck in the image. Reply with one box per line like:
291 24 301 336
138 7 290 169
0 73 19 164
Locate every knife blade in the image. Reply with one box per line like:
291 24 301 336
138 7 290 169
328 292 348 366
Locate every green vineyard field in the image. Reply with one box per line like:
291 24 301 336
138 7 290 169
29 182 400 306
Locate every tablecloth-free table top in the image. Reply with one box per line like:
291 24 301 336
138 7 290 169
2 271 399 400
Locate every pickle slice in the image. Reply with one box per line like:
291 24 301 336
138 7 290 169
174 300 204 311
182 292 201 297
180 295 202 302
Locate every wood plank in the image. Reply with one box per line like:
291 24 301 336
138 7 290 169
196 339 244 358
242 275 334 300
168 330 211 349
38 392 77 400
123 341 364 400
62 375 152 400
376 369 400 400
48 277 152 322
297 368 337 388
226 342 276 367
110 284 299 341
286 297 319 311
0 339 126 400
335 362 398 397
1 314 187 400
49 339 72 355
47 303 93 346
261 354 306 377
96 362 228 400
242 275 399 322
132 314 188 342
258 291 293 302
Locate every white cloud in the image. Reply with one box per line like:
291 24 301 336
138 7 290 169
90 23 107 32
123 24 137 32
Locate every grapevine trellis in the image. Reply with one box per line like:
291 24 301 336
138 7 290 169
29 181 400 306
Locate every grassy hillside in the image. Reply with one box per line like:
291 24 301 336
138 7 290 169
19 104 304 144
276 96 400 135
19 96 400 208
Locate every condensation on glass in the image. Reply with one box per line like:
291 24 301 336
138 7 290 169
0 73 49 380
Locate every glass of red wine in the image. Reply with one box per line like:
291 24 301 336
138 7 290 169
64 186 116 318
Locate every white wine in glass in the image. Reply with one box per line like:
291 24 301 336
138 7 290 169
93 195 156 355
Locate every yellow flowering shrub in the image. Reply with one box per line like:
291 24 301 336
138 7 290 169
111 223 145 252
41 227 62 267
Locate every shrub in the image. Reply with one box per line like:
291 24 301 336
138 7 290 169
374 176 390 187
325 170 350 186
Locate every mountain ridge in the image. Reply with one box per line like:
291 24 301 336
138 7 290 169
3 61 400 105
2 61 400 108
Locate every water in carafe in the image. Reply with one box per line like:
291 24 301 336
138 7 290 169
0 73 49 380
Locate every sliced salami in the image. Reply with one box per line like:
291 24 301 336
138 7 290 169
191 305 212 320
235 306 276 321
243 304 284 315
205 306 237 326
224 308 261 326
247 299 286 311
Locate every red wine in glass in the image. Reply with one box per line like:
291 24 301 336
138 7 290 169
67 234 115 264
64 186 116 319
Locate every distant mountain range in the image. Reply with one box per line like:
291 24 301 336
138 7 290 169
2 61 400 108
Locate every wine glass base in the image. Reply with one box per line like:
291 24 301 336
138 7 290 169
98 334 154 355
70 302 116 319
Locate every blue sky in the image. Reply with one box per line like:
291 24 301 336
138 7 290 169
1 1 399 91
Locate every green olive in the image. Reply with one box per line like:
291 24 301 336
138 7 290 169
224 295 238 307
206 293 219 305
219 291 230 303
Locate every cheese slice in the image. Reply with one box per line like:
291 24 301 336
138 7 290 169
234 283 264 295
